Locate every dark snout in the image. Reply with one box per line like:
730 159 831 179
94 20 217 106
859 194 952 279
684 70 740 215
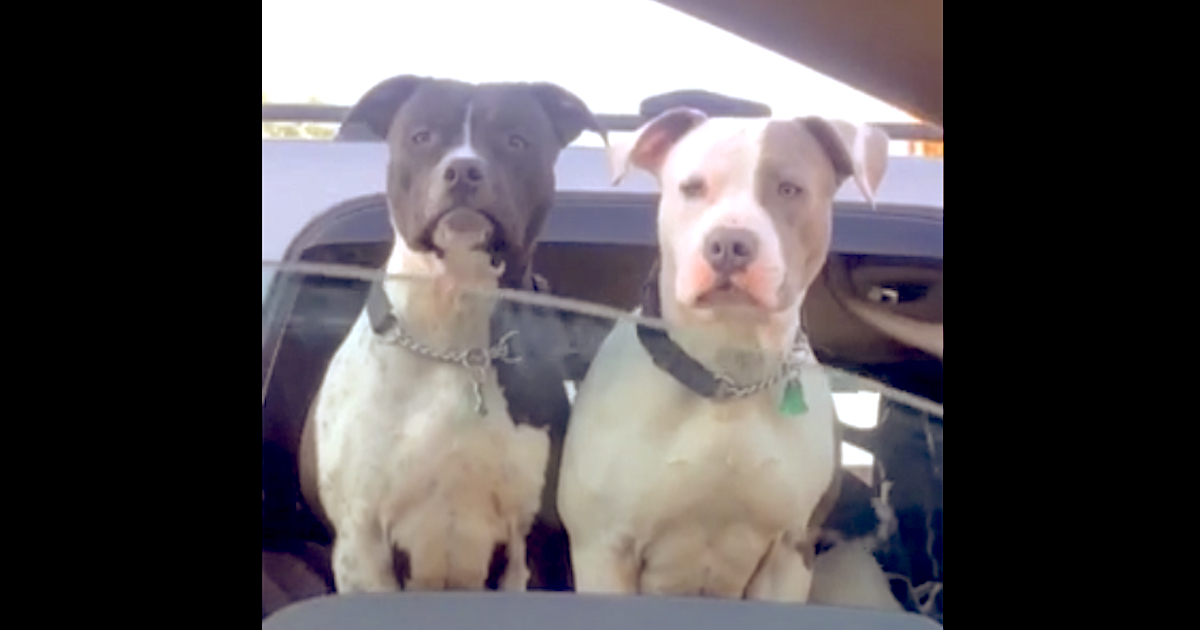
417 157 510 256
432 207 495 253
442 157 487 196
425 156 541 286
439 157 499 222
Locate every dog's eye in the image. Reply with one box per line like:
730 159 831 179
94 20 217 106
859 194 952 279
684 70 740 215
411 130 432 145
508 135 528 150
680 177 707 199
778 182 803 198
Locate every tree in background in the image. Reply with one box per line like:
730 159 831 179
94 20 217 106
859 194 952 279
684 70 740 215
262 92 338 140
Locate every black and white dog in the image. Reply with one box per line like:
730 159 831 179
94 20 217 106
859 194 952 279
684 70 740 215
298 75 605 593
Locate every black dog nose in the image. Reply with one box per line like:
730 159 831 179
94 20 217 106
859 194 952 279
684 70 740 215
443 158 486 185
703 228 759 276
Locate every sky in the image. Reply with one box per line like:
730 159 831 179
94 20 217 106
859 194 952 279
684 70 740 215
261 0 920 127
263 0 907 462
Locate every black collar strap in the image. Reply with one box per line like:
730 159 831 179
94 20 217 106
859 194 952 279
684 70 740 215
635 260 754 400
367 279 399 335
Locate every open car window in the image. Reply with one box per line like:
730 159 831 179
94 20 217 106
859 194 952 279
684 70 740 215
261 258 943 625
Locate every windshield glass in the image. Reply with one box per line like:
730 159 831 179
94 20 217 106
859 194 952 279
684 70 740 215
263 268 275 306
263 0 941 624
262 261 943 624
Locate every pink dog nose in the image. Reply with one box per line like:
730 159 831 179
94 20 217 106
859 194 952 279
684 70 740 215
703 228 759 276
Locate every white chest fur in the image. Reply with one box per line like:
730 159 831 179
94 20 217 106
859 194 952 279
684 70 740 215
312 297 550 593
559 321 837 599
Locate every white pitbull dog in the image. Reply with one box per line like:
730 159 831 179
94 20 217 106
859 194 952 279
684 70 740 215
558 107 889 601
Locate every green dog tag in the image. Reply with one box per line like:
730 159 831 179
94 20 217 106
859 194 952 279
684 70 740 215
779 379 808 416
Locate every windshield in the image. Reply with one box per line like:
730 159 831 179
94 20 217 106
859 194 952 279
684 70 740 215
263 0 941 625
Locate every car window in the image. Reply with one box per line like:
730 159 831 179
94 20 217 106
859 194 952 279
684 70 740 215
263 0 941 625
263 268 274 306
261 259 943 624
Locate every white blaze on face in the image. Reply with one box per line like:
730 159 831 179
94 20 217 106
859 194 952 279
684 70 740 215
427 103 482 212
657 119 788 311
390 104 499 282
442 103 480 164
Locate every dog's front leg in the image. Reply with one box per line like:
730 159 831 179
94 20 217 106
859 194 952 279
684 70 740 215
743 533 815 603
331 527 403 593
499 521 531 591
570 541 640 594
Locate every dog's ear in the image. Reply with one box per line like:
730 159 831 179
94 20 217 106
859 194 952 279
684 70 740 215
799 117 890 207
609 107 708 186
529 83 608 149
337 75 428 142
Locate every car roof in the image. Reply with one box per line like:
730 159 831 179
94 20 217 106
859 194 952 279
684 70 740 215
650 0 943 127
261 141 943 262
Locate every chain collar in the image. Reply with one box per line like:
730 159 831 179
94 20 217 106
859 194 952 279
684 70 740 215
636 260 811 401
711 343 811 399
365 280 521 414
379 324 521 370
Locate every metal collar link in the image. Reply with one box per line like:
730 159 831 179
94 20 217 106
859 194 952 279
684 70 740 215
381 325 522 369
381 324 522 416
364 281 523 415
712 340 811 400
714 370 784 400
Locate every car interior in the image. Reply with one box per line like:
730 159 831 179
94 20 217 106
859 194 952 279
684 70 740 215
262 186 942 626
